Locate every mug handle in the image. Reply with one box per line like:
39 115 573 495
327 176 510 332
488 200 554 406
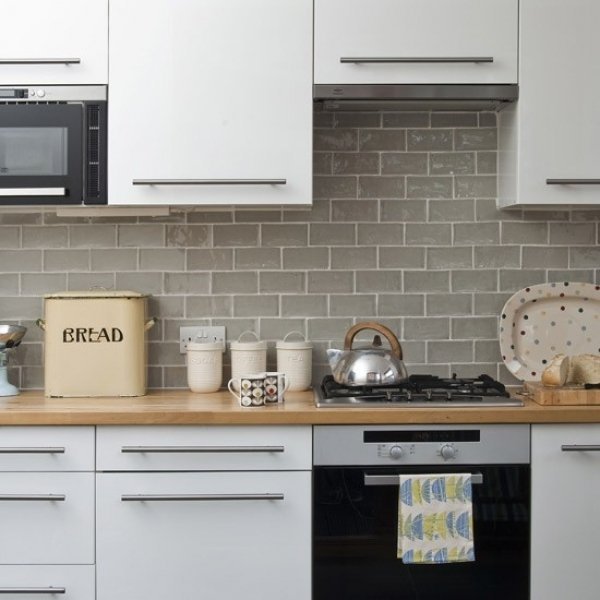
227 379 241 401
281 375 290 394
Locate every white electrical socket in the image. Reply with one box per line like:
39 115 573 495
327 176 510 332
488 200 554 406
179 326 226 354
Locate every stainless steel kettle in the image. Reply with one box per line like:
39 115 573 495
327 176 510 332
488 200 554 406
326 322 407 386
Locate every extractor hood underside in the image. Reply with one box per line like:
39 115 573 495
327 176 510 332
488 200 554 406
313 84 518 111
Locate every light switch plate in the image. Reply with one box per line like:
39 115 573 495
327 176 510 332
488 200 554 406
179 326 226 354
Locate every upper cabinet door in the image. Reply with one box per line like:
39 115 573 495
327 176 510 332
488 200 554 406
314 0 518 84
498 0 600 208
108 0 312 206
0 0 108 84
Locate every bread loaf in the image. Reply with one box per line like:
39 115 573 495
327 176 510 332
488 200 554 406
541 354 570 386
568 354 600 385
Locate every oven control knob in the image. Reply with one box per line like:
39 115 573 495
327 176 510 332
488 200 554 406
36 89 45 98
389 445 404 459
440 444 457 460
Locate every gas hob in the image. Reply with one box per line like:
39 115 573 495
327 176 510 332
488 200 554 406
315 374 523 408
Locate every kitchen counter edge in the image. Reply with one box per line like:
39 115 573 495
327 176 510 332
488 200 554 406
0 389 599 425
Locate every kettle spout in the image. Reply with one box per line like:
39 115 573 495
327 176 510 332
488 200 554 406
326 348 344 371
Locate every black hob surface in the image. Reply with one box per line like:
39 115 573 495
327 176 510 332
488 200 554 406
315 374 523 408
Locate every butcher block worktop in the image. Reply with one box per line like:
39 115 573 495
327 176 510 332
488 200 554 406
1 388 600 425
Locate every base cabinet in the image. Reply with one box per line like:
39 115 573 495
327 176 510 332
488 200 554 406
531 424 600 600
96 425 312 600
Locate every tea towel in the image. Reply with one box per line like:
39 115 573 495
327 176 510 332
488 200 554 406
398 473 475 564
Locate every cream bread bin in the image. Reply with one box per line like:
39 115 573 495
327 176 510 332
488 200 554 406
38 290 155 397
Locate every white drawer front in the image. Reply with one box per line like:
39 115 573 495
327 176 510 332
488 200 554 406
0 565 94 600
97 426 312 471
0 427 94 472
97 471 310 600
0 473 94 564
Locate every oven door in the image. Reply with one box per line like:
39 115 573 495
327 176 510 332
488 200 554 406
313 464 530 600
0 103 82 205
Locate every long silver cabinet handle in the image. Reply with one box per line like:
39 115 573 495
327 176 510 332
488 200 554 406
0 588 66 595
122 493 284 502
546 179 600 185
0 447 65 454
132 179 286 186
0 495 66 501
0 58 80 65
121 445 285 454
561 445 600 452
364 472 483 487
340 56 493 64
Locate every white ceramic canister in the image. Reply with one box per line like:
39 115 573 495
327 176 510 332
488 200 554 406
186 341 223 393
276 332 313 392
229 331 267 391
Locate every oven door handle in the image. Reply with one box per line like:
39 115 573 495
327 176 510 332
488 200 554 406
364 472 483 487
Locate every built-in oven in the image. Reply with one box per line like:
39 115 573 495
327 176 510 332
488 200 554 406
313 425 530 600
0 85 106 205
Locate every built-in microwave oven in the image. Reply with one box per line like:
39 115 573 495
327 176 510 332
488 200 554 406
0 85 106 205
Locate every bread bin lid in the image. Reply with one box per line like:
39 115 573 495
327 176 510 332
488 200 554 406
44 290 149 299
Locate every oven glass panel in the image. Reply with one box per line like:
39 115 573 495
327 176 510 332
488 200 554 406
0 127 68 176
314 465 530 600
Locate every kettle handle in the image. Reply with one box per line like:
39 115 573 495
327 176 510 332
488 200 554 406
344 322 403 359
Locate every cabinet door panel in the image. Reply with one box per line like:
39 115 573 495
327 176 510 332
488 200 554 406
315 0 517 84
0 473 94 564
531 425 600 599
0 0 107 84
108 0 312 206
97 471 311 600
499 0 600 207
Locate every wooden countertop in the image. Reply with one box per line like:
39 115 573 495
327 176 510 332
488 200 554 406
1 388 600 425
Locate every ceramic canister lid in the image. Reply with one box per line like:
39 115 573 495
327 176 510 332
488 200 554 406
229 331 268 351
276 331 312 350
187 341 224 352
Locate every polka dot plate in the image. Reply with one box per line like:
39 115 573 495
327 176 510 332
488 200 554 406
499 282 600 381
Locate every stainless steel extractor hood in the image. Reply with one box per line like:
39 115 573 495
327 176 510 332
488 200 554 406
313 83 518 111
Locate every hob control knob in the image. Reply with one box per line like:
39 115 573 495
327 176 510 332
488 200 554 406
389 445 404 459
440 444 457 460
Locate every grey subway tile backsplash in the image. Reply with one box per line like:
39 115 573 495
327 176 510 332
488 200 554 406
2 108 599 389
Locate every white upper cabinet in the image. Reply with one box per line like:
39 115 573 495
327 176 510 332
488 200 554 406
108 0 312 206
314 0 518 85
0 0 107 85
498 0 600 208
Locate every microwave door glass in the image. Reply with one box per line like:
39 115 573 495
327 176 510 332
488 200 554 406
0 127 68 176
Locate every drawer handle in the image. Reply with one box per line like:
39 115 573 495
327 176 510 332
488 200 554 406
364 472 483 487
561 445 600 452
132 179 287 186
0 495 66 501
0 58 80 65
0 588 66 594
340 56 494 64
121 493 284 502
546 179 600 185
0 447 65 454
121 445 285 454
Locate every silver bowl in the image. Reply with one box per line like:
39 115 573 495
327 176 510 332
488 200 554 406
0 324 27 352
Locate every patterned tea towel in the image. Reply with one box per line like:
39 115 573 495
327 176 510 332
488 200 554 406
397 473 475 564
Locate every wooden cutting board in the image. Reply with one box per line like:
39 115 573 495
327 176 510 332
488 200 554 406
526 382 600 406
